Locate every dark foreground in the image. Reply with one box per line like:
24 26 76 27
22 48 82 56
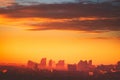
0 65 120 80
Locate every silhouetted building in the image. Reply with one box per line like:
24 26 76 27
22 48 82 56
68 64 77 71
27 60 38 70
49 59 53 67
39 58 47 70
77 60 94 72
88 60 92 66
78 60 87 71
116 61 120 71
56 60 65 71
48 59 55 71
96 64 116 74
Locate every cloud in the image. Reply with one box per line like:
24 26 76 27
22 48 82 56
0 0 15 7
0 3 120 18
27 19 120 32
16 0 76 4
89 36 120 40
0 3 120 32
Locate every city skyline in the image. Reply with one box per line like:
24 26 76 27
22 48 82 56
0 0 120 65
26 57 120 73
27 58 119 66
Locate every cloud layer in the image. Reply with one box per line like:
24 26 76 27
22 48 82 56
1 3 120 18
0 0 15 7
0 3 120 32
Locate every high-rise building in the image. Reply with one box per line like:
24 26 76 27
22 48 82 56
116 61 120 71
41 58 47 65
77 60 90 72
56 60 65 71
39 58 47 70
48 59 55 70
27 60 38 70
88 60 92 66
68 64 77 71
49 59 53 67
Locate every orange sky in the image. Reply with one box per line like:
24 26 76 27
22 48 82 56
0 0 120 66
0 15 120 65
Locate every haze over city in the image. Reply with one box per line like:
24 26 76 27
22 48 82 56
0 0 120 66
0 0 120 80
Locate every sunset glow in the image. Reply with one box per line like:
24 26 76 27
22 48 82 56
0 0 120 65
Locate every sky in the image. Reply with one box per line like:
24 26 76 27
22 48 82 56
0 0 120 65
0 0 113 7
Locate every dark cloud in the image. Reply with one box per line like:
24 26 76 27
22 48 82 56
0 3 120 19
0 3 120 32
27 19 120 31
89 37 120 39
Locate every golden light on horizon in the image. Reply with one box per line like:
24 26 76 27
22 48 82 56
0 12 120 65
1 2 120 80
0 27 120 65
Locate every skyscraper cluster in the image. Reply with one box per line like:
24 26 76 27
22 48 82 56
27 58 66 71
27 58 120 75
27 58 94 72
